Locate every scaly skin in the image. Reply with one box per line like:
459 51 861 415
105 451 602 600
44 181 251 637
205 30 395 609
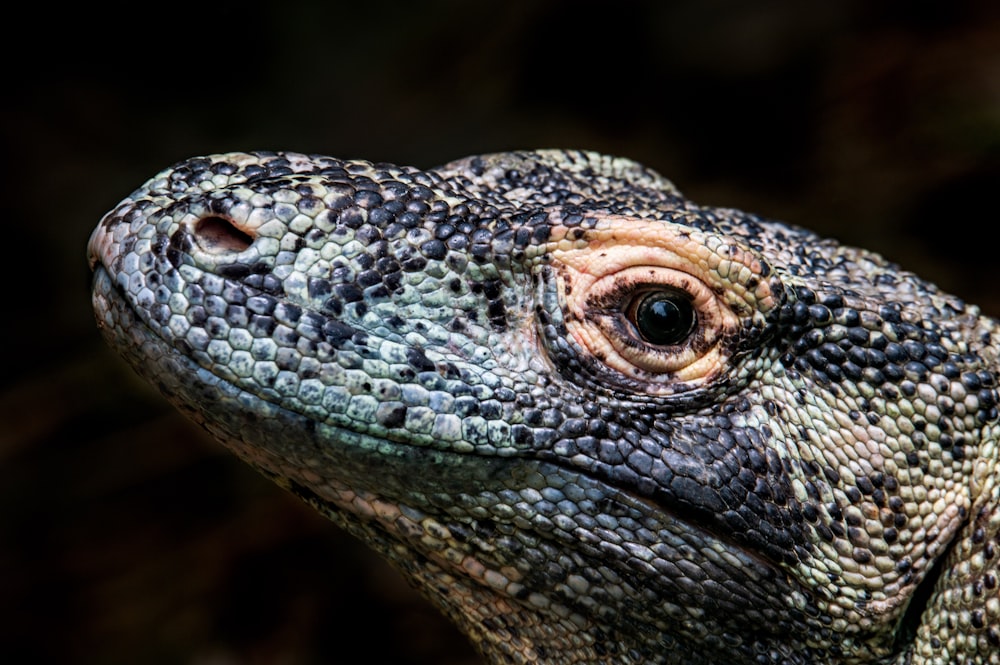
88 150 1000 664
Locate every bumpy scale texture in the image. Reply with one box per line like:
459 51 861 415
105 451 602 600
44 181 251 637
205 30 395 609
88 150 1000 664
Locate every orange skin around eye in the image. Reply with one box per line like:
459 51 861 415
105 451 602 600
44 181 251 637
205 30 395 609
541 215 776 390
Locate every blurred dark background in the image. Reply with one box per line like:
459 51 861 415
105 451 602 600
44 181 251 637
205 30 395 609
2 2 998 664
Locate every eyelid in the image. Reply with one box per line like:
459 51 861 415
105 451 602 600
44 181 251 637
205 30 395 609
592 270 715 317
585 265 734 378
542 215 778 391
544 214 780 319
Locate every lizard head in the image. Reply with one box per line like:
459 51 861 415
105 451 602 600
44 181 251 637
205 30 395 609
89 150 1000 664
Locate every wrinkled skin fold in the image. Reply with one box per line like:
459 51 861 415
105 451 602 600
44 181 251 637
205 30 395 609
89 150 1000 664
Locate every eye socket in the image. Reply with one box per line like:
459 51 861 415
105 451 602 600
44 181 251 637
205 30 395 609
626 289 696 346
545 215 780 391
558 263 732 382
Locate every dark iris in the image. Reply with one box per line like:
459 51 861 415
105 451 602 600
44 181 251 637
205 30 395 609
631 290 696 345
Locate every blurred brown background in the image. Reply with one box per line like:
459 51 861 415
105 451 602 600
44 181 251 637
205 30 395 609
2 2 998 664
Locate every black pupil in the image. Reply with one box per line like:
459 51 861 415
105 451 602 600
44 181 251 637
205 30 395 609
634 291 695 345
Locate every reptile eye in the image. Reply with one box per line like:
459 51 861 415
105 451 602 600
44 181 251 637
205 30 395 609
547 215 780 391
554 263 736 383
627 290 696 346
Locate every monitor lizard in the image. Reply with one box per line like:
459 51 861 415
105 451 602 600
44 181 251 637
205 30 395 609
88 149 1000 664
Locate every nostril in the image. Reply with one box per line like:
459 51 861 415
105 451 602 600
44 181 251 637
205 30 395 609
192 216 254 254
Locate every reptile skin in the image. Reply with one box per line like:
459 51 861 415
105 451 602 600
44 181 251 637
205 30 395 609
88 150 1000 664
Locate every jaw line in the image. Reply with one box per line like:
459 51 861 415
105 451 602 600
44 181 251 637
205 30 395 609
92 262 796 611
